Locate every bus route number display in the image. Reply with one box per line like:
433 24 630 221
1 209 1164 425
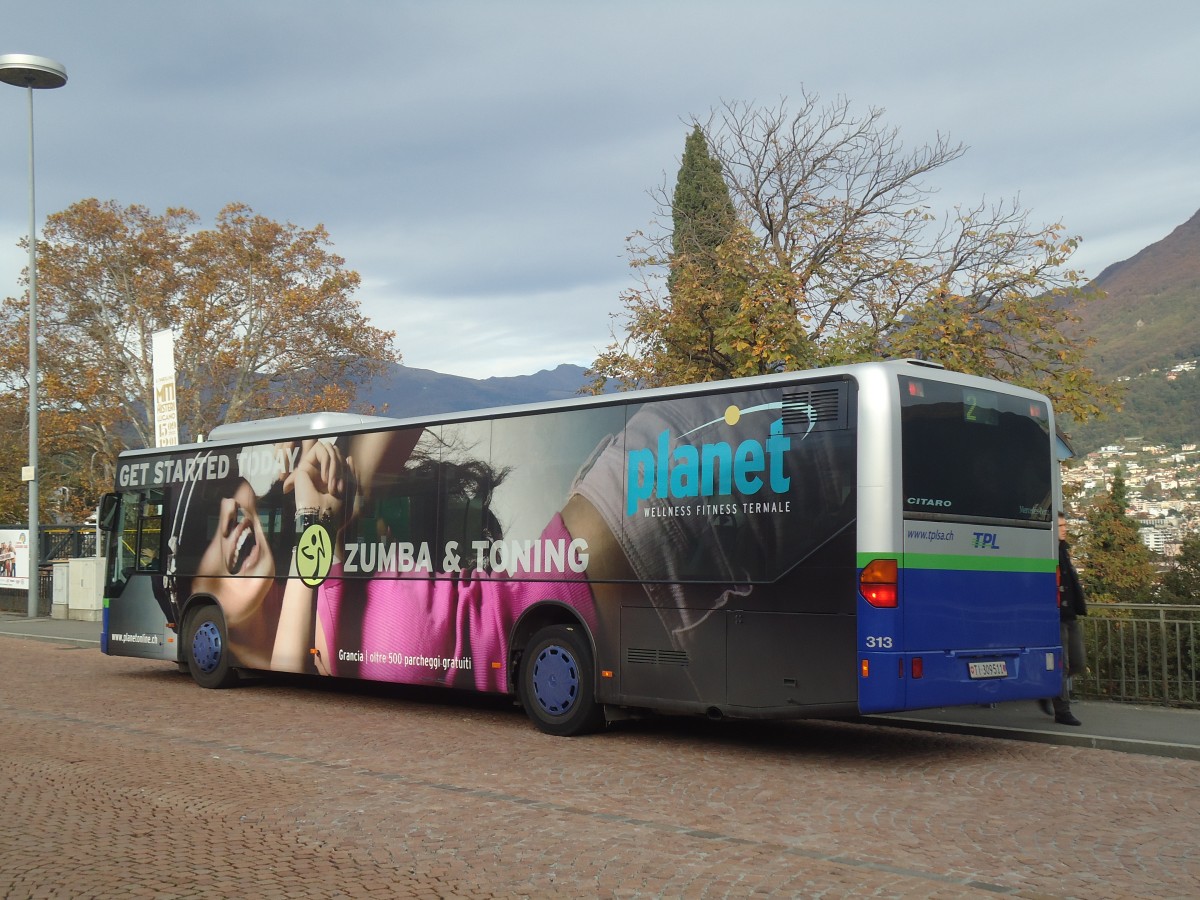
962 388 999 426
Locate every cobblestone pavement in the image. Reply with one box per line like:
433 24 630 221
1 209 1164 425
2 636 1198 899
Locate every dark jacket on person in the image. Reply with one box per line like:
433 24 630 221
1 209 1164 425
1059 538 1088 621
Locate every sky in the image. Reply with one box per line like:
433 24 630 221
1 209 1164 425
2 1 1199 380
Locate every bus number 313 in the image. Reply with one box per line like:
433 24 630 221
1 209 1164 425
865 635 894 649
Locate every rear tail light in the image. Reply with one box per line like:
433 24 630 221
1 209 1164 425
859 558 898 608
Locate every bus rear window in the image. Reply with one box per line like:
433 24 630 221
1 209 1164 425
899 375 1052 525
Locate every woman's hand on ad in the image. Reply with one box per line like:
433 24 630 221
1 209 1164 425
284 439 347 522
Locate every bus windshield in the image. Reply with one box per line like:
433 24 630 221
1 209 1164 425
899 374 1052 526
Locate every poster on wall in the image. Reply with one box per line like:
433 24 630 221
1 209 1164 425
0 528 30 589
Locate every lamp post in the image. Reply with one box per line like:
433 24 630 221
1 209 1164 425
0 54 67 618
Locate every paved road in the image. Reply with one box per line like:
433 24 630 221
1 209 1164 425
2 626 1199 898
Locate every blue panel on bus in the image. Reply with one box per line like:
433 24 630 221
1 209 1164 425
902 567 1058 651
856 567 1061 714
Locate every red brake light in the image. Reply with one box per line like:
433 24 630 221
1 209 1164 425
860 558 899 608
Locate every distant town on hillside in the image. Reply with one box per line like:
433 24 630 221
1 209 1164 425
1063 417 1200 559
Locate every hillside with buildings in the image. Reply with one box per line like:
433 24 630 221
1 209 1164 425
1060 206 1200 552
1063 432 1200 559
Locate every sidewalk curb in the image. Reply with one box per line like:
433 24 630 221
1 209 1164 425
0 615 101 649
865 714 1200 762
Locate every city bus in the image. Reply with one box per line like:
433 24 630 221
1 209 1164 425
99 359 1064 735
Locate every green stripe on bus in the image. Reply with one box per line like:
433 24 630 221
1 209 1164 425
857 552 1055 573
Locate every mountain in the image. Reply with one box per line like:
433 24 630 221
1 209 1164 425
355 363 597 418
1064 207 1200 452
1076 208 1200 377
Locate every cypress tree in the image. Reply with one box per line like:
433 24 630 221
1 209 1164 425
669 126 737 293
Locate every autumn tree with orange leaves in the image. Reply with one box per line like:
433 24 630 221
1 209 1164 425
0 199 397 518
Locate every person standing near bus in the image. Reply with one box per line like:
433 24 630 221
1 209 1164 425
1040 512 1087 726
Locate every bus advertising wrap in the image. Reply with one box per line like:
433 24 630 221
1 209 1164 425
107 384 856 703
103 362 1061 733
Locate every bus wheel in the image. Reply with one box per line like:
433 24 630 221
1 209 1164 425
519 625 604 736
184 605 239 689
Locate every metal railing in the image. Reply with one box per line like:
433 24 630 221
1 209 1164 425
1075 603 1200 708
41 525 100 561
0 569 53 616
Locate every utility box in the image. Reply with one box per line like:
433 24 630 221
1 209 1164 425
67 557 104 622
52 562 70 620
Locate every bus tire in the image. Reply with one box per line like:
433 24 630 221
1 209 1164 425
519 625 604 736
184 605 239 689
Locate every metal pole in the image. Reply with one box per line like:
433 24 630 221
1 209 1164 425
1 53 67 617
1159 607 1169 704
25 82 39 618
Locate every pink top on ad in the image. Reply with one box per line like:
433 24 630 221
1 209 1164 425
317 513 597 690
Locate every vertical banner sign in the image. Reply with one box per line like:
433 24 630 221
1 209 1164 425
152 328 180 447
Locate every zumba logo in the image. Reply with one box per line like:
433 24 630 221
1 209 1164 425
296 524 334 586
625 406 791 516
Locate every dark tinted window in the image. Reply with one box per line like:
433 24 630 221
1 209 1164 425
899 375 1052 525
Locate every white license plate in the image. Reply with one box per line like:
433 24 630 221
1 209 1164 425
968 660 1008 679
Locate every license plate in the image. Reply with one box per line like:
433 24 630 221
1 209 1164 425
968 660 1008 679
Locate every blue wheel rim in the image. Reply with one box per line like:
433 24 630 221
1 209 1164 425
531 644 579 716
192 620 223 675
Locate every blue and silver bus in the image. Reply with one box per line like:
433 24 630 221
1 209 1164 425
100 359 1062 735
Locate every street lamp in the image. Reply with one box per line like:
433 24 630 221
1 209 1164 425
0 54 67 618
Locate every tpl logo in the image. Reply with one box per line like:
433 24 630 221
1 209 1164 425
972 532 1001 550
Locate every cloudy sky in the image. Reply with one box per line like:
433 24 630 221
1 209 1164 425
3 1 1198 379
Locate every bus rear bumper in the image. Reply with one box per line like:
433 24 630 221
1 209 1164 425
858 645 1063 714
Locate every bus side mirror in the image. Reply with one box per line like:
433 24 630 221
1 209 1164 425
98 493 121 533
